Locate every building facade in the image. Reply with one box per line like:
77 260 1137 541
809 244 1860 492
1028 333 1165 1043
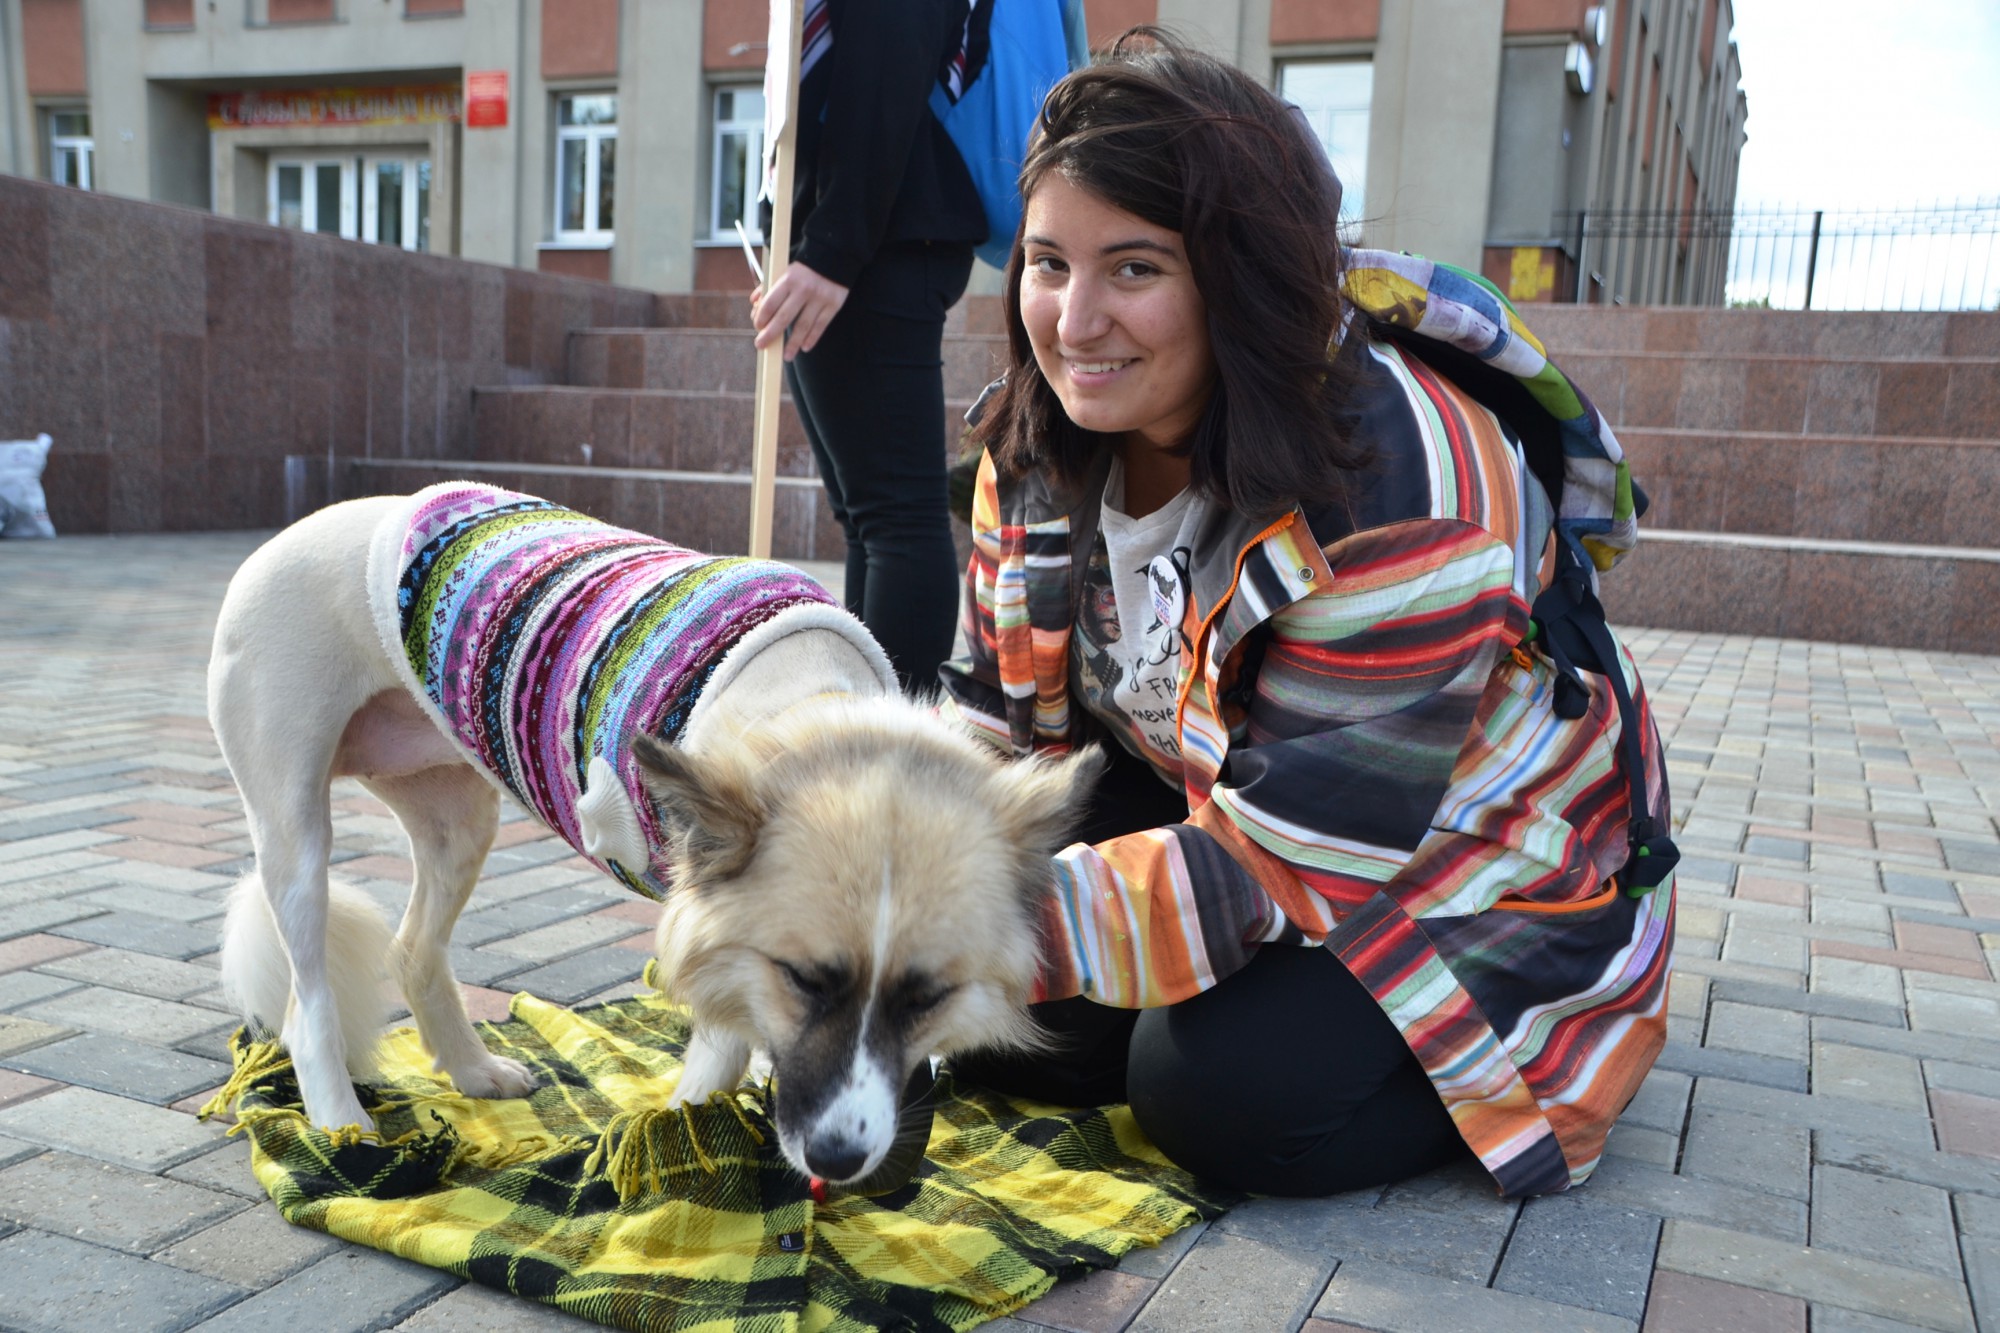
0 0 1744 304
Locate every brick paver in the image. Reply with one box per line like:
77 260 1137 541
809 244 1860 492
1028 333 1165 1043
4 531 2000 1330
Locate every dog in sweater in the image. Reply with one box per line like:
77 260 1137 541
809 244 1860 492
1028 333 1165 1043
210 483 1098 1188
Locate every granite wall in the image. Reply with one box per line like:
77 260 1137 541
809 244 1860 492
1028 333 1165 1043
0 174 658 533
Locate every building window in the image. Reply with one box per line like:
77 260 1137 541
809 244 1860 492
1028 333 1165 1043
554 93 617 242
270 157 356 237
144 0 196 29
48 109 93 189
363 156 432 251
1279 60 1372 230
710 85 765 242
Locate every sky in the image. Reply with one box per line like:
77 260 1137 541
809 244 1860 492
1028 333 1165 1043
1728 0 2000 209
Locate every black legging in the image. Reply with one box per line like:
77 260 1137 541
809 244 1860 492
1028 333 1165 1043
786 241 975 694
952 744 1472 1196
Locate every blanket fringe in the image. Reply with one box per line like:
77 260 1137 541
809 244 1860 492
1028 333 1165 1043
584 1087 772 1201
198 1037 292 1123
455 1132 591 1171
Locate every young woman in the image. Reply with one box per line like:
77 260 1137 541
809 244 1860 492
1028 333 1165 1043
941 35 1676 1200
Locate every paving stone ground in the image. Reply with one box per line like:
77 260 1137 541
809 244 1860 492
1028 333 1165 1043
3 530 1999 1333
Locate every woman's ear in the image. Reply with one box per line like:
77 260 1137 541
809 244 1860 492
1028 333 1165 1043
630 733 766 882
991 745 1107 862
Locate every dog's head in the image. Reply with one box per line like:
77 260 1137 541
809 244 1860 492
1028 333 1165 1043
632 701 1102 1186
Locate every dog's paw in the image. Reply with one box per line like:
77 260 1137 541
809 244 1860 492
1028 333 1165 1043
305 1092 376 1137
454 1055 539 1101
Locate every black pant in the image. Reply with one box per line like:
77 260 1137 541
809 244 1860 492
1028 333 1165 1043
952 744 1471 1196
787 241 975 694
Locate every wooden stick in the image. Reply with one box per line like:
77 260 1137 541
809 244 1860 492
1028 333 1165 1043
748 0 804 560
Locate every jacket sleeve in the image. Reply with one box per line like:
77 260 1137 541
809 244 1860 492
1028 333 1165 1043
1031 516 1526 1008
936 450 1015 752
792 0 953 287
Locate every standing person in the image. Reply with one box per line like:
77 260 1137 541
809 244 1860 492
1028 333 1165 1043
942 33 1678 1200
751 0 987 694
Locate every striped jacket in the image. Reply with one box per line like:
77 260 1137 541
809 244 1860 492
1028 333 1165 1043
937 264 1675 1198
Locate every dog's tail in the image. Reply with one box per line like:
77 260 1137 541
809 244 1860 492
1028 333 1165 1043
219 873 394 1079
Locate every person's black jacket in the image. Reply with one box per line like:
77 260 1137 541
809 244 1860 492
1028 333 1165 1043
771 0 987 287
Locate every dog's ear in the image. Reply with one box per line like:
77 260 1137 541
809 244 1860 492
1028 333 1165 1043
630 733 765 883
990 745 1106 862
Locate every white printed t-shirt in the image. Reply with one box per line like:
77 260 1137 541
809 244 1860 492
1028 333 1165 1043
1070 458 1209 786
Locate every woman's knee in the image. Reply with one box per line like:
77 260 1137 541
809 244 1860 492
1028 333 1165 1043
1122 946 1470 1195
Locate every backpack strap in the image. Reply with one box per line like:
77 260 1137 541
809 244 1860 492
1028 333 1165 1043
1529 533 1680 895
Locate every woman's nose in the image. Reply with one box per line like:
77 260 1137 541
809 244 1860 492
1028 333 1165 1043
1057 278 1110 346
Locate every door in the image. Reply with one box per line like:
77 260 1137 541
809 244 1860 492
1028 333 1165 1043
269 157 357 238
361 156 433 253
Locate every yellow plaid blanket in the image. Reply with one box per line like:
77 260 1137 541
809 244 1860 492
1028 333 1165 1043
207 987 1233 1332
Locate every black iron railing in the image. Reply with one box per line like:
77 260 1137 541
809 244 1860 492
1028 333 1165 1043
1557 200 2000 310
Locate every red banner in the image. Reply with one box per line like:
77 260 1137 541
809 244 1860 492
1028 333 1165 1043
207 84 461 130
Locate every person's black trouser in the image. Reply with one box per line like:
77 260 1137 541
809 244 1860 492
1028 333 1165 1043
952 743 1473 1196
786 241 975 694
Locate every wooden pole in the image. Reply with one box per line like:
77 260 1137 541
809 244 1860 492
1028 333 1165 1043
748 0 804 560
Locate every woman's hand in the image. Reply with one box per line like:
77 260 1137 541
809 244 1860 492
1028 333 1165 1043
752 261 850 361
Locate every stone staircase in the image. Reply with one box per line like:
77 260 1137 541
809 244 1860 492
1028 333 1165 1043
344 295 1008 562
340 296 2000 654
1531 307 2000 655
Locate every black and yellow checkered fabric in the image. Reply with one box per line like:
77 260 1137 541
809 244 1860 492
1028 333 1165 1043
212 988 1234 1332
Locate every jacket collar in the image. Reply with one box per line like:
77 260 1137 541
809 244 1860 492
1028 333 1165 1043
1005 460 1329 672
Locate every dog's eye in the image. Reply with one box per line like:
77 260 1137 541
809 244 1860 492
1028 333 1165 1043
776 960 842 1001
893 981 955 1018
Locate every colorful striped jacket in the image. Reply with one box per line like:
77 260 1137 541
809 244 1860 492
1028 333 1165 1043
937 256 1676 1198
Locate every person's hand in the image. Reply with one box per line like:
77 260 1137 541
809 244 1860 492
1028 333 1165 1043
751 261 850 361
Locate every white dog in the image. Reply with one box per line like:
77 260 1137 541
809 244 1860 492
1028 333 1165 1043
209 484 1098 1187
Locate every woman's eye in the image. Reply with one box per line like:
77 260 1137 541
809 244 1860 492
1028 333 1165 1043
1115 260 1156 279
1028 254 1066 275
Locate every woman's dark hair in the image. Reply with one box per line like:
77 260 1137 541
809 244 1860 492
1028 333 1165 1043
975 29 1370 517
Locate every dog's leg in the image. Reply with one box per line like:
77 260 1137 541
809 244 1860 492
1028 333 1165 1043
365 765 537 1101
211 495 412 1132
239 779 379 1131
669 1027 752 1107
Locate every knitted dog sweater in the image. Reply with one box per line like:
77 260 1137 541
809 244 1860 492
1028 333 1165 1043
369 482 892 899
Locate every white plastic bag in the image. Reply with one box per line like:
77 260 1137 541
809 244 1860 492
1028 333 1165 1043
0 434 56 539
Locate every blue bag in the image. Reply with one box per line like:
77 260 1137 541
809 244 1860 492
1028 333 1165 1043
930 0 1088 270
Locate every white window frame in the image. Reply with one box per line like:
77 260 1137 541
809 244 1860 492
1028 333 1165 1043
48 108 93 190
553 92 617 244
708 83 766 243
269 156 358 238
1277 58 1373 236
361 155 432 252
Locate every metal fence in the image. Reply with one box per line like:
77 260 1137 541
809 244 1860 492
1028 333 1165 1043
1558 199 2000 311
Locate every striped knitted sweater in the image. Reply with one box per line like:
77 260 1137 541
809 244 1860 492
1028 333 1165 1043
368 483 893 900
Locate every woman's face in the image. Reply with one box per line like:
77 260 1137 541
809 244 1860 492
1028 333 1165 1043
1018 173 1216 455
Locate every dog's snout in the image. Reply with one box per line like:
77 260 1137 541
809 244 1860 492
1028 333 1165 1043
803 1137 871 1183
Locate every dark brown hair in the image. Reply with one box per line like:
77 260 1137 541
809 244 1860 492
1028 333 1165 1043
975 30 1371 517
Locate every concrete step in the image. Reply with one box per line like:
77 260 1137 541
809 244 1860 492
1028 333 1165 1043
466 384 976 474
339 456 844 562
652 291 1008 334
1623 428 2000 548
1555 350 2000 439
1613 528 2000 655
1531 305 2000 359
567 327 1007 399
325 460 2000 653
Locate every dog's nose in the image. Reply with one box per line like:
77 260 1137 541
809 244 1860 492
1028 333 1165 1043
803 1137 871 1183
